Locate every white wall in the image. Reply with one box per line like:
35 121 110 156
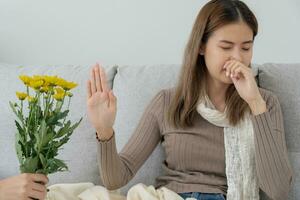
0 0 299 66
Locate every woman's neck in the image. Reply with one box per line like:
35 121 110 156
206 76 230 112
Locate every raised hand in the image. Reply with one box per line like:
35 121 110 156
87 63 116 140
223 59 266 115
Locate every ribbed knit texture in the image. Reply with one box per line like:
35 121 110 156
97 87 293 200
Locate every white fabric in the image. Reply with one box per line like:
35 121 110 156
196 94 259 200
46 182 193 200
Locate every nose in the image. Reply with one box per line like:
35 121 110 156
230 48 242 62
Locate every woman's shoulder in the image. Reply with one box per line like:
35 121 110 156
156 87 177 103
148 87 176 111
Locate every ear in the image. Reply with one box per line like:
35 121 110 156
199 45 205 55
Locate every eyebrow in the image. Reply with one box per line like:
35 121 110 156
219 40 253 44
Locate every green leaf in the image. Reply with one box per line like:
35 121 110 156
20 156 39 173
9 101 18 116
46 158 68 174
15 133 24 164
54 101 63 112
15 121 24 136
46 110 69 126
69 118 82 133
54 136 70 149
54 121 71 139
54 118 82 148
39 153 47 168
35 120 48 152
10 101 24 123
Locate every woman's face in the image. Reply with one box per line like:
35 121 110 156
201 21 254 84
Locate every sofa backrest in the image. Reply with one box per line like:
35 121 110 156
256 63 300 200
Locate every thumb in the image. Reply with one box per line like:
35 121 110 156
109 90 116 107
231 76 238 84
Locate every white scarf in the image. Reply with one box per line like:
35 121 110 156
196 94 259 200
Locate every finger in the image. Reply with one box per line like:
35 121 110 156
234 64 251 75
87 80 92 99
231 65 242 79
108 90 116 108
32 182 47 192
229 62 240 77
223 60 233 71
232 66 249 79
99 65 108 92
90 67 97 94
28 189 44 200
31 174 48 185
231 74 239 83
95 64 103 92
225 61 236 77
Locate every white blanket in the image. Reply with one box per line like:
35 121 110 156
46 183 196 200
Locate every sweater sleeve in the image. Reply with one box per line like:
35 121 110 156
251 91 294 200
97 90 165 190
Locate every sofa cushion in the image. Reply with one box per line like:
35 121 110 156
0 63 117 185
257 63 300 200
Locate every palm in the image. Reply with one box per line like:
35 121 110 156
86 64 117 132
87 92 116 130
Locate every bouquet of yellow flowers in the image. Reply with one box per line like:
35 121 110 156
9 75 82 175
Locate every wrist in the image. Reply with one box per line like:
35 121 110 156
248 97 267 115
96 127 114 141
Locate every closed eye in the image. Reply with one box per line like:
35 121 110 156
242 48 250 51
220 47 251 51
220 47 231 50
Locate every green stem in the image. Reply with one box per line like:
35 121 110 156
62 96 70 125
35 91 40 128
44 92 52 118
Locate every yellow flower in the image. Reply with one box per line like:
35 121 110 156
52 87 66 101
29 80 44 90
54 87 65 94
55 78 67 88
55 78 77 90
40 86 50 93
27 96 37 103
16 92 28 100
19 75 32 86
44 75 58 86
53 93 65 101
32 75 44 82
64 82 78 90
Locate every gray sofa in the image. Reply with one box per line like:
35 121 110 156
0 63 299 199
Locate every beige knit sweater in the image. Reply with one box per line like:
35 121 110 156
97 87 293 200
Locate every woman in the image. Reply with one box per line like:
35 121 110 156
86 0 293 199
0 173 48 200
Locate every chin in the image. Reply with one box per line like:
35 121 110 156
222 79 233 84
219 77 233 85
